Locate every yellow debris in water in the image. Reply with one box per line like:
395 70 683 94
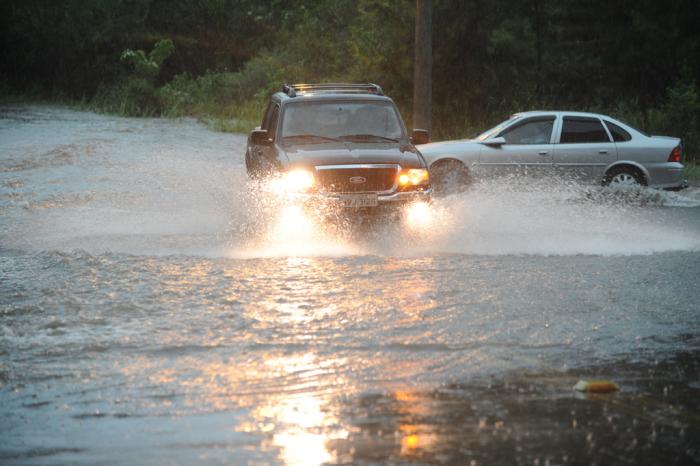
573 380 620 393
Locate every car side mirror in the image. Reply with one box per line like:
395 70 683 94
411 129 430 145
482 136 506 146
251 129 271 145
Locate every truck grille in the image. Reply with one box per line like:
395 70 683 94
315 164 399 193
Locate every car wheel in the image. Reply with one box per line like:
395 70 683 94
430 160 470 196
603 167 646 188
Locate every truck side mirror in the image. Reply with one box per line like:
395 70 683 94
251 129 271 145
411 129 430 145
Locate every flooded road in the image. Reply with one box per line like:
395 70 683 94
2 105 700 465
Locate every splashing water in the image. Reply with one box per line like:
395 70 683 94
1 106 699 259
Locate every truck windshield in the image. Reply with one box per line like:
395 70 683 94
281 101 404 142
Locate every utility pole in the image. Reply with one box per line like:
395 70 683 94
413 0 432 134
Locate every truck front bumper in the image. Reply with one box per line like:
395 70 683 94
323 189 432 205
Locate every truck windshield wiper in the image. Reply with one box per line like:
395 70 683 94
282 134 341 143
340 134 400 143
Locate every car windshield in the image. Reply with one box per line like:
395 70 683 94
281 100 404 142
476 114 522 141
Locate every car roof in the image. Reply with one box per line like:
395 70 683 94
513 110 613 119
501 110 648 139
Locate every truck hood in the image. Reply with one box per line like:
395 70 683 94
281 142 425 169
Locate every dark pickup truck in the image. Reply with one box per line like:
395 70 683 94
245 83 431 209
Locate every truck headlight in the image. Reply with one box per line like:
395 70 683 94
398 168 429 186
282 169 315 191
269 169 315 195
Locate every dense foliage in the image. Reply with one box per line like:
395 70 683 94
2 0 699 158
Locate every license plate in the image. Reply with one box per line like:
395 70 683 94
338 193 378 208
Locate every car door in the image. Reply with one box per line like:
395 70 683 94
478 116 556 178
553 116 617 182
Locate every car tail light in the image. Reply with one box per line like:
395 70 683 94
668 145 682 163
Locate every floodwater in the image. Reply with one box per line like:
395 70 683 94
1 105 700 465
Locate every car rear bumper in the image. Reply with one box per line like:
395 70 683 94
646 163 687 189
663 178 689 191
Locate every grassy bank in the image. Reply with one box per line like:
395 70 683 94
0 88 90 109
685 161 700 185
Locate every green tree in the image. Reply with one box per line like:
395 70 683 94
121 39 175 78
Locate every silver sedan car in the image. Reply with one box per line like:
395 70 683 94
419 111 687 192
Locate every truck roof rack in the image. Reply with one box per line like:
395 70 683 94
282 83 384 97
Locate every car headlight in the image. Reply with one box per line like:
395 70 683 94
398 168 429 186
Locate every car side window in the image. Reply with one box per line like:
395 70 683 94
266 105 280 139
604 120 632 142
560 117 610 143
261 102 275 129
499 117 555 144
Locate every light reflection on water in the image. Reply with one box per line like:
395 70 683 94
256 354 344 466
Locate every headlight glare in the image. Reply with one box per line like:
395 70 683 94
283 169 315 191
398 168 429 186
